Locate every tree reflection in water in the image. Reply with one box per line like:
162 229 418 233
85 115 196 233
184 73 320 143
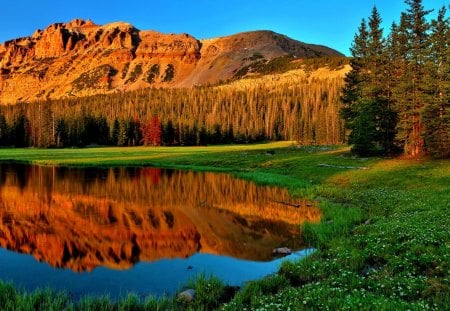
0 164 320 272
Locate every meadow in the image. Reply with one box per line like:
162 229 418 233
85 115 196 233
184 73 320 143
0 142 448 310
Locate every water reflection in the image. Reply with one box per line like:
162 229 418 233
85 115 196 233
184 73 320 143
0 164 320 273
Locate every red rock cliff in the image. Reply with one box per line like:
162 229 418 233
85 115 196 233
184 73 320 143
0 19 342 103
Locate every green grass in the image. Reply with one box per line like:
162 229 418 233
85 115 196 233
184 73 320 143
0 142 448 310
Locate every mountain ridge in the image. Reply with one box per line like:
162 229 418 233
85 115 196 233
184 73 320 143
0 19 344 103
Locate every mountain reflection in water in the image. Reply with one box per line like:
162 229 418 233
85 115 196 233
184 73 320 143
0 164 320 272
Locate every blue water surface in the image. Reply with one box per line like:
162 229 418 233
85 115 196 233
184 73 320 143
0 248 314 299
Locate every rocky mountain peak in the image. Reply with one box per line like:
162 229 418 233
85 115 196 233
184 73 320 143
0 19 344 103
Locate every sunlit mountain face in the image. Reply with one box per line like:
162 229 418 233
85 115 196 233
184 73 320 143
0 164 320 272
0 18 342 103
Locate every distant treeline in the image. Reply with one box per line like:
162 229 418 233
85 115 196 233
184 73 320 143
342 0 450 158
0 75 345 147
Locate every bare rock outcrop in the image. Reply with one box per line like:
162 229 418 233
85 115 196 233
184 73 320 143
0 19 343 103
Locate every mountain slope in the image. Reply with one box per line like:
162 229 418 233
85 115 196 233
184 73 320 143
0 19 343 103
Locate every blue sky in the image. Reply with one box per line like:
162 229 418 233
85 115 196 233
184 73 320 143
0 0 447 55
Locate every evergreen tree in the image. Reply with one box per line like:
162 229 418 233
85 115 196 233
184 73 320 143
55 118 68 147
110 119 120 146
198 125 209 146
389 14 411 152
97 116 110 145
118 119 129 146
224 125 234 144
423 6 450 157
181 125 196 146
366 7 397 154
162 120 175 145
0 114 9 146
192 123 199 146
124 120 132 146
212 123 222 144
348 100 378 155
342 8 396 155
132 117 143 146
396 0 432 157
12 113 29 147
341 19 368 145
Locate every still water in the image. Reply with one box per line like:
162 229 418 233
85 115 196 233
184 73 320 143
0 163 320 299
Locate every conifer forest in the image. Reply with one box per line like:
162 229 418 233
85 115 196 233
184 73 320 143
342 1 450 158
0 76 345 148
0 0 448 159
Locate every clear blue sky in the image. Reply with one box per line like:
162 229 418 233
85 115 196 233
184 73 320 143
0 0 447 55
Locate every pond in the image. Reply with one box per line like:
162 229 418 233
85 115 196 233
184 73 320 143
0 163 320 299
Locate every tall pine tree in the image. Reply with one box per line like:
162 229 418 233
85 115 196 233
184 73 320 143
342 7 397 155
423 6 450 157
0 114 9 146
395 0 432 157
341 19 369 152
365 7 397 154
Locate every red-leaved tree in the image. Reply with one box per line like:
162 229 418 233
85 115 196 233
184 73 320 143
141 116 162 146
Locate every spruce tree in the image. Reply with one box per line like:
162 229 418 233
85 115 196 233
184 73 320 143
97 116 110 145
0 114 9 146
342 7 397 155
396 0 432 157
55 118 68 147
390 14 411 151
423 6 450 157
162 120 175 145
365 7 397 154
341 19 369 151
12 113 29 147
110 119 120 146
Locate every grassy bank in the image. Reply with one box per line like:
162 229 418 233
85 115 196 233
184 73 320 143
0 142 448 310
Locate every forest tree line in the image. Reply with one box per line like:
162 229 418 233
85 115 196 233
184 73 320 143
1 0 448 157
0 75 344 147
342 0 450 158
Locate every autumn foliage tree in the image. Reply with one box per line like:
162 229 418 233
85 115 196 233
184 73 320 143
141 116 162 146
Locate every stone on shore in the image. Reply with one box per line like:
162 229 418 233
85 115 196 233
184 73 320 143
178 289 195 302
272 247 292 255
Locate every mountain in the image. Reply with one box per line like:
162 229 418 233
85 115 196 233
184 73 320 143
0 19 343 103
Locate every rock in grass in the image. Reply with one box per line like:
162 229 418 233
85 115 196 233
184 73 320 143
361 265 379 277
178 289 195 302
272 247 292 255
